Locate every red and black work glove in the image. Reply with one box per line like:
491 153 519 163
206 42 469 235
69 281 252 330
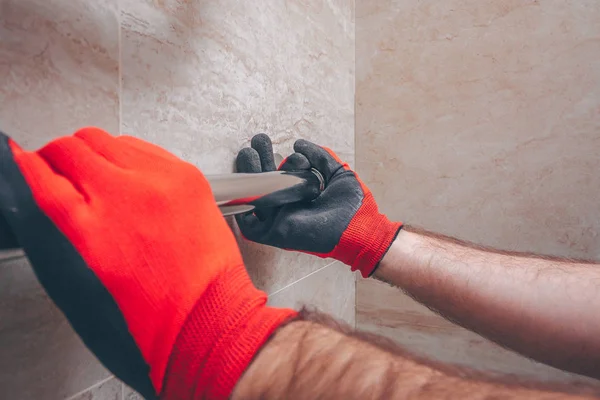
235 134 403 278
0 128 296 399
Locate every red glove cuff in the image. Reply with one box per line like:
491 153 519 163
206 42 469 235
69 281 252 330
161 266 297 400
334 193 403 278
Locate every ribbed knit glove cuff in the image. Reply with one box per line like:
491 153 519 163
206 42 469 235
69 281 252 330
334 193 403 278
160 266 297 400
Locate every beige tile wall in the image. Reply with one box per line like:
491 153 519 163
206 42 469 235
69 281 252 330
120 0 355 294
356 0 600 383
0 0 120 148
0 1 118 398
0 0 355 398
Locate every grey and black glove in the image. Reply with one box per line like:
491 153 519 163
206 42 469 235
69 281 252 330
235 134 402 277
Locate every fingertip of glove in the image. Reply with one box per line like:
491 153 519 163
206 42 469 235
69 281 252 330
250 133 276 168
293 138 310 153
293 139 328 160
236 147 261 173
279 153 311 171
250 133 272 151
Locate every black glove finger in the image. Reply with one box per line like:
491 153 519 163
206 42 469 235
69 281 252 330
235 211 272 241
273 154 314 222
293 139 344 183
251 133 277 172
236 147 262 173
279 153 311 171
235 145 275 221
247 134 277 221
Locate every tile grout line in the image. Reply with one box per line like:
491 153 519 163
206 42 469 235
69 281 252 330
117 0 122 136
268 260 338 298
64 376 114 400
352 0 356 172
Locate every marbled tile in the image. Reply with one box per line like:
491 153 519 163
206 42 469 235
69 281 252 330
69 378 121 400
356 1 600 259
0 1 119 397
268 261 355 327
356 278 598 385
355 0 600 384
121 0 354 173
0 0 119 148
121 0 355 293
0 258 110 400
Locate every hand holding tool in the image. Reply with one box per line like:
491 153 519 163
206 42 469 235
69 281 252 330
236 133 403 277
0 127 296 399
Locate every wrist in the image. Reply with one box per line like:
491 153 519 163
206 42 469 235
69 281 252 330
232 320 314 400
335 194 402 277
161 265 297 399
375 228 424 283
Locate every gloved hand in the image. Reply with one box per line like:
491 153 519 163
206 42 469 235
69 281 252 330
235 134 402 278
0 128 295 399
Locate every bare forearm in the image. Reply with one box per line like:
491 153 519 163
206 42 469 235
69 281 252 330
233 311 598 399
375 227 600 379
